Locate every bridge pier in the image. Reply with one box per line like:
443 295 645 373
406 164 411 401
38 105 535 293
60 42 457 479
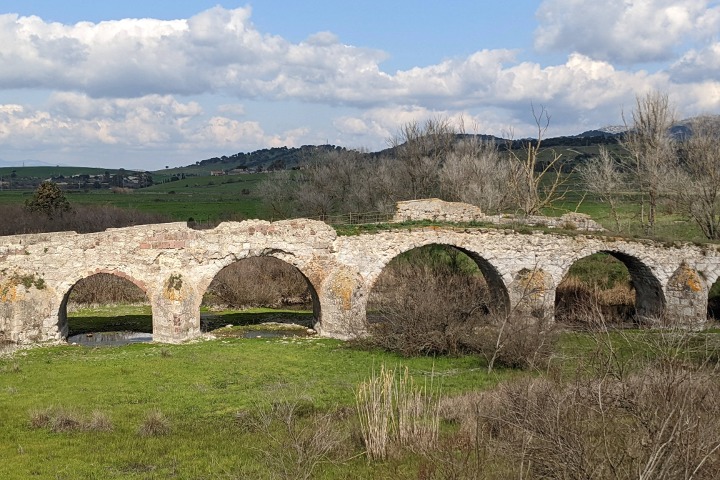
663 263 708 328
507 268 556 321
151 272 202 343
0 273 59 344
315 266 368 339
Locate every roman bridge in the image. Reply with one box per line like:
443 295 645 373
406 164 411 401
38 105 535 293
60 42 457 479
2 217 720 345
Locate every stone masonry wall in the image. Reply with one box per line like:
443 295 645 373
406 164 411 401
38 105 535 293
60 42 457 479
2 207 720 346
393 198 605 232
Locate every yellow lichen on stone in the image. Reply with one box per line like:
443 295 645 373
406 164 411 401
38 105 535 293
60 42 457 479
516 268 548 301
0 273 45 303
0 281 19 303
329 270 355 310
163 274 184 301
671 264 702 292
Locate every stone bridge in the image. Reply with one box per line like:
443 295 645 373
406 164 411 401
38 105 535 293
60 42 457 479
2 217 720 345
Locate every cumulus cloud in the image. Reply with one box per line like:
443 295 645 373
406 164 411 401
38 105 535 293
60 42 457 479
0 7 389 102
670 42 720 82
534 0 720 64
0 93 303 158
334 106 527 150
0 4 717 113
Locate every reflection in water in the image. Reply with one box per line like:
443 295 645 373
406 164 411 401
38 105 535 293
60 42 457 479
68 331 152 346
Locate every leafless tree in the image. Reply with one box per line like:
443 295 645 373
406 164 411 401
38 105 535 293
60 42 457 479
578 146 625 232
258 169 298 219
506 105 568 215
439 136 513 213
675 115 720 239
259 149 380 219
390 117 455 200
622 91 677 234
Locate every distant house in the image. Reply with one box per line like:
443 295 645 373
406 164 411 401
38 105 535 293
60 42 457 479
210 170 225 176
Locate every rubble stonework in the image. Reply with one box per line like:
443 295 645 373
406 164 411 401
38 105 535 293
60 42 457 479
393 199 485 223
2 202 719 345
393 198 605 232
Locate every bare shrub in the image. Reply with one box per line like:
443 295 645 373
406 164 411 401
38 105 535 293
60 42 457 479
87 410 114 432
363 247 556 371
365 256 491 356
49 408 84 433
138 409 171 437
0 204 169 236
29 407 52 429
251 396 345 480
204 257 312 309
438 136 513 213
482 366 720 478
355 365 441 461
555 276 635 326
68 273 147 305
431 331 720 480
466 313 557 372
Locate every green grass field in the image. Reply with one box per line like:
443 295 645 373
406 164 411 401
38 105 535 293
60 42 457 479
2 326 718 479
0 172 273 222
0 336 508 479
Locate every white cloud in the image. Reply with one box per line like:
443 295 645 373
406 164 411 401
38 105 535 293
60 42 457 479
670 42 720 82
0 7 390 102
333 106 525 150
0 4 717 115
0 93 314 164
0 94 202 148
534 0 720 64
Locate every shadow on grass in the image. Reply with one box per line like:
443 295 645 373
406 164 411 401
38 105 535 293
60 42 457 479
200 310 314 332
68 315 152 336
67 310 314 336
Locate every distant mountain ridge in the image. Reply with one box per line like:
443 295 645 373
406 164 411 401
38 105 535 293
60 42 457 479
190 129 625 174
7 118 711 175
193 144 347 172
0 158 59 168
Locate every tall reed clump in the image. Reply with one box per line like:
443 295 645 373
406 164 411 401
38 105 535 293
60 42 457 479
355 365 441 460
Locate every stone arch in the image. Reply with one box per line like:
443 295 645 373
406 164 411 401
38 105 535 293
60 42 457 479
367 242 510 316
196 252 322 331
556 249 665 324
56 269 152 340
704 271 720 321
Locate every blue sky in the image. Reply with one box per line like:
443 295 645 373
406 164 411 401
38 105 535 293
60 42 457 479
0 0 718 170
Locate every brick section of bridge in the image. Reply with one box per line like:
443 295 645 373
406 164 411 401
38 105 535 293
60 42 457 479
2 217 720 345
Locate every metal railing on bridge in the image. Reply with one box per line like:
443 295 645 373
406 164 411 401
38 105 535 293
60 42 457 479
311 211 394 226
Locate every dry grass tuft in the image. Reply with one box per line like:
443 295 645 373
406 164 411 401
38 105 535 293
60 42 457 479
28 407 113 433
138 409 171 437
